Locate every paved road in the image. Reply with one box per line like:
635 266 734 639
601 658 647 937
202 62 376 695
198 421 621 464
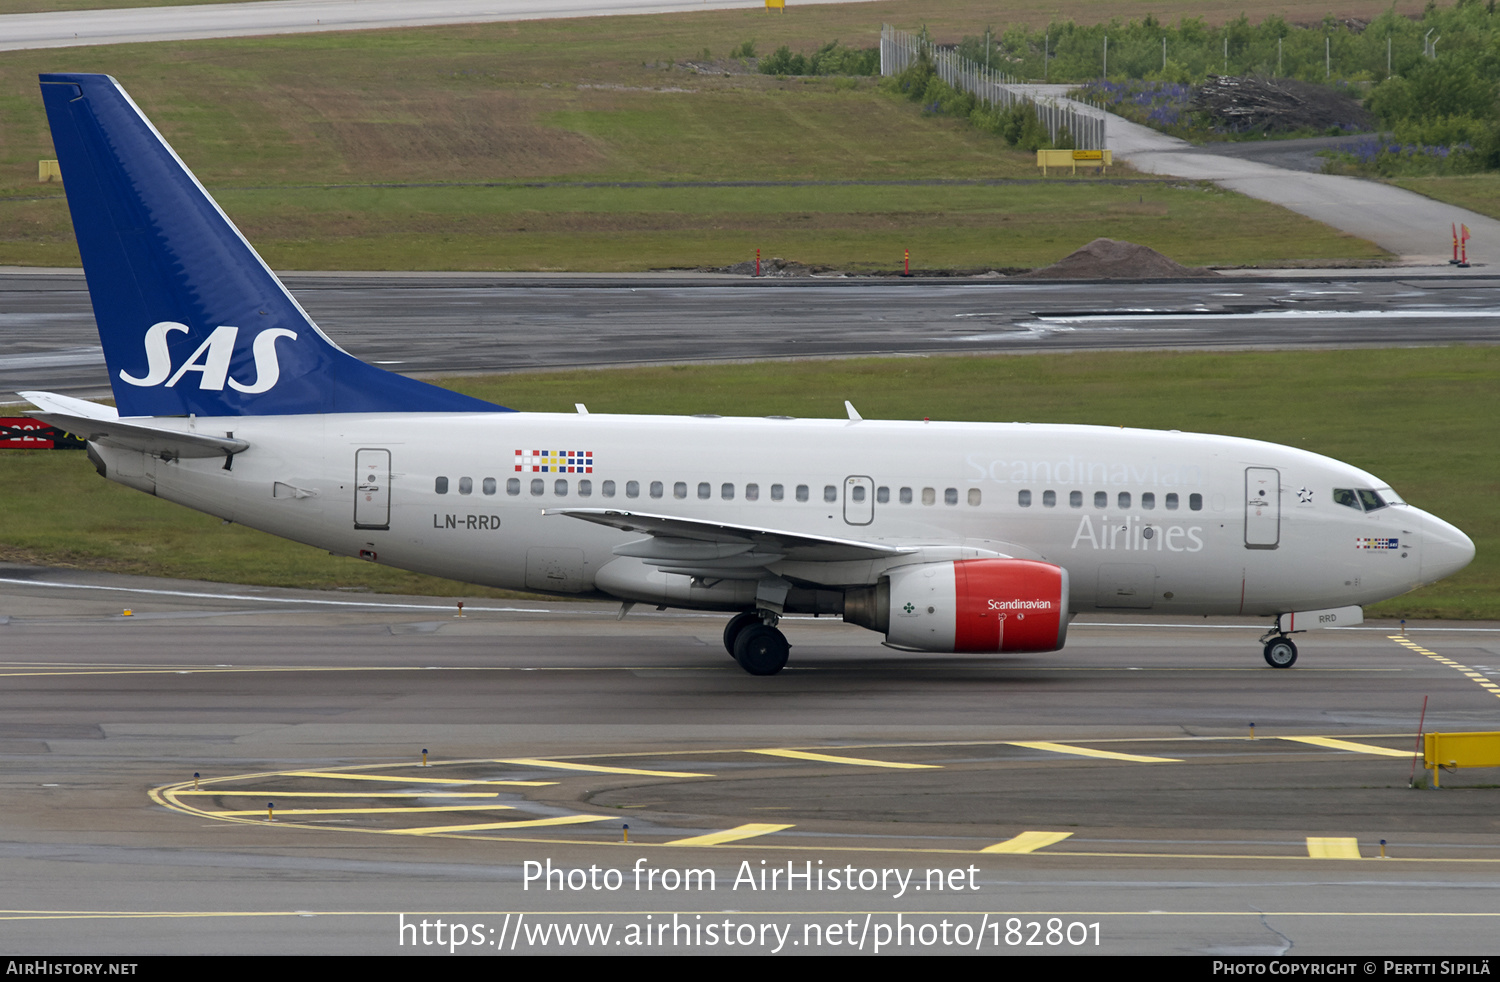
5 271 1499 403
1017 85 1500 265
0 0 864 50
2 564 1498 954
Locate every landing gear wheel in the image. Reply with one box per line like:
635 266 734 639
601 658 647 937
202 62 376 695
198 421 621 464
723 611 762 657
733 624 790 676
1263 638 1298 668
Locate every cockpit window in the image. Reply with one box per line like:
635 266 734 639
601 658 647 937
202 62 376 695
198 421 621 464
1378 487 1405 505
1334 488 1389 512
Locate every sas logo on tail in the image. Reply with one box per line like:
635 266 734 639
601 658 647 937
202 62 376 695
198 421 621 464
119 321 296 393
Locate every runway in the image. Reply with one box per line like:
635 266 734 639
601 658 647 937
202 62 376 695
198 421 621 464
2 564 1498 954
5 271 1500 403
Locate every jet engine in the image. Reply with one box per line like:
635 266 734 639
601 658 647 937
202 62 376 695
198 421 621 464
844 559 1070 653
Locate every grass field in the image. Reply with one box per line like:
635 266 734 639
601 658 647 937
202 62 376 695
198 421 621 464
1387 174 1500 223
3 347 1493 618
0 1 1407 270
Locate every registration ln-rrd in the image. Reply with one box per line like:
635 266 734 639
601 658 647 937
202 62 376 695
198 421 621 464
23 74 1476 675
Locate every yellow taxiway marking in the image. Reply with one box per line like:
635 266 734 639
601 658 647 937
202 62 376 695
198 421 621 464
749 749 940 769
980 831 1075 854
1393 636 1500 701
1280 736 1412 758
400 815 614 835
666 823 794 846
1007 741 1181 763
495 758 713 778
172 791 502 798
284 771 554 787
215 804 516 817
1307 837 1362 859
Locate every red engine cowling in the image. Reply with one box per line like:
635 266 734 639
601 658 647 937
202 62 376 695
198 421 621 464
852 559 1069 653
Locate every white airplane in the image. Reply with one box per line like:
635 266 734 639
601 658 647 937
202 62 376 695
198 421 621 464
23 74 1475 675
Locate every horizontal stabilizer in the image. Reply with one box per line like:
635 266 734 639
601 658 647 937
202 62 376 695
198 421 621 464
20 390 245 459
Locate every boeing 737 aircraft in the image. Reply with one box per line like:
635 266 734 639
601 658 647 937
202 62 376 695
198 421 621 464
23 74 1475 675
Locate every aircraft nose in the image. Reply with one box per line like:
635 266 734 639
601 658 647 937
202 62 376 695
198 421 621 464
1418 510 1475 585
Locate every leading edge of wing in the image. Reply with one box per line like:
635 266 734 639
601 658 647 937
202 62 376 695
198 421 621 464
543 508 921 563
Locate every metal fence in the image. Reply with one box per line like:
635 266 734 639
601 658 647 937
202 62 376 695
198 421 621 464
879 24 1106 151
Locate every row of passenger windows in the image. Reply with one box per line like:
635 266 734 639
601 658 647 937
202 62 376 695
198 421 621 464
1017 489 1203 511
433 477 985 506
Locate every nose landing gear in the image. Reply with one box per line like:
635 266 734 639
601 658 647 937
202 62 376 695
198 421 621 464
723 610 790 676
1259 621 1299 668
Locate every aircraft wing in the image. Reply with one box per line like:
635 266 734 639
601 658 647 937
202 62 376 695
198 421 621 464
545 508 919 574
19 391 248 459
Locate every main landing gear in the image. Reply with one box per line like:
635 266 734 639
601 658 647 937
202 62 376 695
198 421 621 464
723 610 790 676
1258 627 1299 669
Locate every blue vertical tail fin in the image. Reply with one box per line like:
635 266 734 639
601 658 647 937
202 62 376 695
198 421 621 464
39 73 510 418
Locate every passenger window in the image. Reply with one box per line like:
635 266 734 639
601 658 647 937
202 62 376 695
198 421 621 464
722 483 734 500
626 480 639 498
944 488 958 505
900 487 913 504
698 482 711 500
968 488 982 506
1118 492 1131 509
674 482 687 499
1018 490 1032 507
651 481 664 499
506 478 520 496
1094 491 1107 508
1165 492 1179 510
482 477 496 496
435 476 449 494
922 487 936 506
851 485 866 502
578 480 592 497
1070 490 1082 508
745 483 759 501
1042 490 1056 507
796 485 809 502
1141 492 1154 509
1189 493 1203 511
459 477 473 495
554 479 568 496
602 480 616 498
824 485 837 503
771 484 784 501
531 479 544 496
877 486 890 504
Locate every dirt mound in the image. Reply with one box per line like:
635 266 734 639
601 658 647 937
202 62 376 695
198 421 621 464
717 257 835 277
1020 238 1217 279
1192 75 1376 134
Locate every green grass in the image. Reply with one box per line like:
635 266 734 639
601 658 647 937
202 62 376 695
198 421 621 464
0 8 1393 270
1386 174 1500 222
4 347 1494 617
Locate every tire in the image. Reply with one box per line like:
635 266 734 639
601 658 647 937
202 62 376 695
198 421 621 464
1264 638 1298 668
733 624 790 676
723 611 762 656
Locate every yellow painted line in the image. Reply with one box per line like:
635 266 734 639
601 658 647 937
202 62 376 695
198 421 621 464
981 831 1074 854
215 805 516 817
1280 736 1412 758
173 791 501 798
666 823 794 846
1007 741 1181 763
401 815 614 835
284 771 554 787
496 758 713 778
748 749 940 770
1307 837 1362 859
